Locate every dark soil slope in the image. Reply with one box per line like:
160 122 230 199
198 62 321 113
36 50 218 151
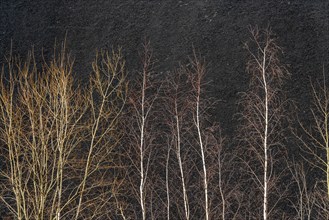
1 0 329 135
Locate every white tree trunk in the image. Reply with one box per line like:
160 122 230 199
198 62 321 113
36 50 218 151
195 95 209 220
139 72 147 220
261 47 269 220
175 101 189 220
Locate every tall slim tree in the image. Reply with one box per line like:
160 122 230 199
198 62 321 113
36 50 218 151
164 67 191 220
126 42 160 220
187 52 210 220
239 27 289 219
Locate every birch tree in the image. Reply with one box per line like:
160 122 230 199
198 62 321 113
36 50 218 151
187 53 210 220
127 42 160 220
239 27 289 219
164 68 191 220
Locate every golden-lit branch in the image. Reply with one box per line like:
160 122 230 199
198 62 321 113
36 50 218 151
298 73 329 199
0 45 127 220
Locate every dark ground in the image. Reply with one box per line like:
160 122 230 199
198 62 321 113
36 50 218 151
1 0 329 139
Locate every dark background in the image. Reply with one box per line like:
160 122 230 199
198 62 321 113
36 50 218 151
1 0 329 137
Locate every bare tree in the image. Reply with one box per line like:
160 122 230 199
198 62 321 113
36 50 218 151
164 67 191 220
291 71 329 218
162 52 230 219
298 74 329 198
288 162 315 220
126 42 161 220
0 44 127 219
187 52 210 220
239 27 289 220
74 48 127 219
